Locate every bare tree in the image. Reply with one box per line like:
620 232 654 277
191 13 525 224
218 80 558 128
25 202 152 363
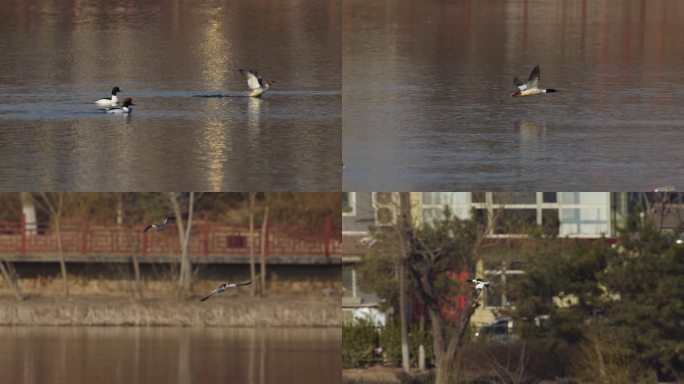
248 192 257 297
259 193 270 297
0 259 23 301
361 204 490 384
403 210 489 384
168 192 195 296
125 227 143 300
398 250 410 372
398 195 411 372
38 193 69 298
116 192 124 226
20 192 37 235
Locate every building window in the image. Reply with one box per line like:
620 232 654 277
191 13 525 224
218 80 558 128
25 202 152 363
226 235 247 248
543 192 557 203
343 192 356 216
558 192 610 237
493 209 537 234
342 264 356 297
416 192 611 238
472 192 486 203
420 192 472 221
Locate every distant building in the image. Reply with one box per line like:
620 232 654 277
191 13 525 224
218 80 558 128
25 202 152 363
342 192 387 324
342 192 631 326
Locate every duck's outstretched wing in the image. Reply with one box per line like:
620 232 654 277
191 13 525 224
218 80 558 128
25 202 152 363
163 216 176 224
526 64 540 89
239 69 263 90
200 289 219 302
513 76 528 91
514 65 541 91
234 279 252 287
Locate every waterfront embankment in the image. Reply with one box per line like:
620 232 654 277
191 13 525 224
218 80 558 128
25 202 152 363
0 293 340 327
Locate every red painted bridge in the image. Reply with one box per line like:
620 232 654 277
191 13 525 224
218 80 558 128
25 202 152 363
0 215 340 264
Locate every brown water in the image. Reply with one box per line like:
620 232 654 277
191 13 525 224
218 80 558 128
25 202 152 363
342 0 684 191
0 0 341 191
0 326 341 384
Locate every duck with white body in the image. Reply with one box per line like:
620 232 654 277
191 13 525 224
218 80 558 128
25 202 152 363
105 98 135 114
239 69 275 97
95 86 123 106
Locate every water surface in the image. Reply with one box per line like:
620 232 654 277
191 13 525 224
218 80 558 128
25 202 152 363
343 0 684 190
0 0 341 191
0 326 341 384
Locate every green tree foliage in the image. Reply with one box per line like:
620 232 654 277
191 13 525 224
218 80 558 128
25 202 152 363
356 227 405 312
380 321 434 368
342 317 379 368
510 216 684 382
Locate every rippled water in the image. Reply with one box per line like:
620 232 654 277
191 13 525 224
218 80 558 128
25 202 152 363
0 0 341 191
343 0 684 191
0 327 341 384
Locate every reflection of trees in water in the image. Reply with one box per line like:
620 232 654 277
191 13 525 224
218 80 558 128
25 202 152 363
0 327 339 383
178 330 191 384
248 328 267 384
518 120 546 153
260 332 266 384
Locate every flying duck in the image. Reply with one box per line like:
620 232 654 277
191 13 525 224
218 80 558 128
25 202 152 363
143 216 175 233
239 69 275 97
512 65 557 97
467 278 491 291
200 280 252 301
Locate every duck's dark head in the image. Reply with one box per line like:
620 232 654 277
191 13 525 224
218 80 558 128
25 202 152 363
122 98 134 107
267 80 276 85
512 91 522 97
545 89 558 93
112 86 122 94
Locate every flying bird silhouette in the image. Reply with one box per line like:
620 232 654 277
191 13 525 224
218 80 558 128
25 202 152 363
467 278 492 298
512 65 558 97
143 216 176 233
200 280 252 301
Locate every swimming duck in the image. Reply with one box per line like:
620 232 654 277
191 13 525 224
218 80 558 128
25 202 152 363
239 69 275 97
512 65 557 97
105 98 134 114
143 216 175 233
200 280 252 301
95 86 123 105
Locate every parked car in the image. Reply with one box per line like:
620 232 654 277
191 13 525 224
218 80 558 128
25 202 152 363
476 316 519 342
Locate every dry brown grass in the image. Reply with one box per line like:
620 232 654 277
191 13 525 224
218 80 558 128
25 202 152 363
0 275 341 297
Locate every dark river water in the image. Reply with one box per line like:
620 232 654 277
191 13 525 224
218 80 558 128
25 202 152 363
342 0 684 191
0 0 341 191
0 326 341 384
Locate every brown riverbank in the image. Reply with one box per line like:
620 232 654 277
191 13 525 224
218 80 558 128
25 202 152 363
0 293 340 327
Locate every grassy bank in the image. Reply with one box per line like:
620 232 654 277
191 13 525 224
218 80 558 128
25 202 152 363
0 293 340 327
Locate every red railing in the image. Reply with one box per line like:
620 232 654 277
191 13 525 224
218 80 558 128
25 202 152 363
0 214 340 259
